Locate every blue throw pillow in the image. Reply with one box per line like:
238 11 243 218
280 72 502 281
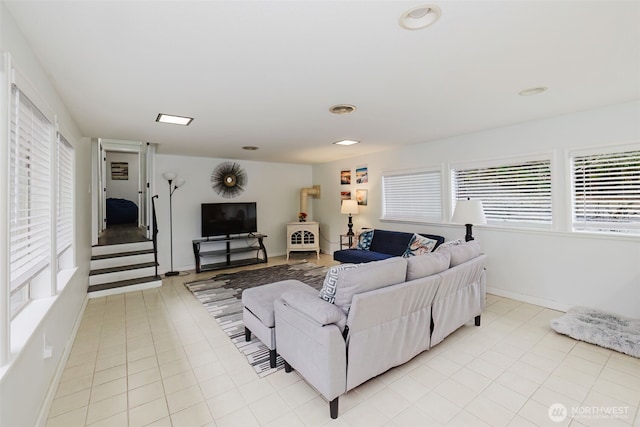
356 229 374 250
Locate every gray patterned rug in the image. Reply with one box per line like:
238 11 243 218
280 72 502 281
184 262 329 376
551 306 640 358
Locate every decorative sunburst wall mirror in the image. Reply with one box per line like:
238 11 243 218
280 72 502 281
211 161 247 198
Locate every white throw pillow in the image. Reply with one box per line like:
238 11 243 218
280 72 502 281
403 233 438 257
319 264 359 303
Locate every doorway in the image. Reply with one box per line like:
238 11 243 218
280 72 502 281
92 139 155 246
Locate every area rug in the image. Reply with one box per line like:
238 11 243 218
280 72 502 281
551 306 640 358
184 262 329 376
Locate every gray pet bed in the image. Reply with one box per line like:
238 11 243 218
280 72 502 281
551 306 640 358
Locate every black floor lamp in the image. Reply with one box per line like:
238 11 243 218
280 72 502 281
341 199 359 247
163 172 185 276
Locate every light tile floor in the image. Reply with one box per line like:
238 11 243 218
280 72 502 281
46 254 640 427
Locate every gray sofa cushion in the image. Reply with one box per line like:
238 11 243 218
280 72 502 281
281 290 347 328
441 241 482 267
333 257 408 313
242 279 315 327
405 251 451 281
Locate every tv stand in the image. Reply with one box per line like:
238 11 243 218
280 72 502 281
192 233 267 273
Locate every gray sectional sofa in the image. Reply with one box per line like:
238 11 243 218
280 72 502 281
273 240 487 419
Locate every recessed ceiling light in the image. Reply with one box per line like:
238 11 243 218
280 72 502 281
156 113 194 126
333 139 360 146
518 87 548 96
242 146 259 151
399 5 441 30
329 104 357 115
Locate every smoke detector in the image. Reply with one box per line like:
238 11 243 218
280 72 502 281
399 5 441 30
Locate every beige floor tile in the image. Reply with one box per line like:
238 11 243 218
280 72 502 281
166 384 205 414
93 364 126 386
496 371 540 397
85 392 127 425
170 401 214 426
365 388 411 419
483 381 529 414
341 399 390 427
278 376 319 408
263 410 305 427
86 411 127 427
238 378 277 404
433 378 478 408
200 373 237 399
450 366 493 393
89 377 127 404
447 410 492 427
46 406 88 427
128 366 161 390
466 395 516 427
215 407 260 427
518 399 570 427
49 388 91 418
591 378 640 407
163 369 198 394
414 391 461 425
128 380 165 409
207 389 246 419
386 375 430 403
249 393 291 425
54 374 93 399
129 397 169 427
127 354 158 375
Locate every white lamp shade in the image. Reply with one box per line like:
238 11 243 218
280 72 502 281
174 178 186 188
163 172 177 181
341 199 359 215
452 199 486 225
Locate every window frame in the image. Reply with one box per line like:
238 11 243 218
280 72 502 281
570 144 640 236
451 155 553 229
381 166 444 223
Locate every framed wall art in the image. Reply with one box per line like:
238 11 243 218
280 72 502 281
111 162 129 180
341 169 351 185
356 189 368 206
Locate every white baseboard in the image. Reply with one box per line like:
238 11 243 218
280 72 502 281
35 295 89 427
487 286 570 313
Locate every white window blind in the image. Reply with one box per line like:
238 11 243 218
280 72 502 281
453 160 552 225
57 133 74 254
9 85 52 293
572 149 640 235
382 170 442 222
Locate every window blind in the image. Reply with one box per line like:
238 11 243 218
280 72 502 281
57 133 74 254
453 160 552 225
9 85 52 292
572 150 640 234
382 170 442 222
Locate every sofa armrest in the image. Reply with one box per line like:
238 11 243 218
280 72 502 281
275 299 347 402
281 290 347 329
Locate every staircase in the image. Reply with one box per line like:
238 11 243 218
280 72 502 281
89 241 162 297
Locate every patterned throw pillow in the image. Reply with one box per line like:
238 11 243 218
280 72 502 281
403 233 438 257
319 264 360 303
435 238 464 252
356 229 374 250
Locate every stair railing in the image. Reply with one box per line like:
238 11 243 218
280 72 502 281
151 195 159 277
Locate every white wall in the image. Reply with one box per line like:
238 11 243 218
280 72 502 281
106 151 139 205
313 101 640 318
154 155 314 271
0 4 91 427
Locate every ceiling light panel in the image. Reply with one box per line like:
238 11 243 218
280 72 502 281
333 139 360 146
156 113 194 126
399 5 441 30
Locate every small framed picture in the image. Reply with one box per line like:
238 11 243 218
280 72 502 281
111 162 129 180
356 166 368 184
341 169 351 185
340 191 351 200
356 189 368 206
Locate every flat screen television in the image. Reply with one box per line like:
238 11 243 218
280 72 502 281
201 202 257 238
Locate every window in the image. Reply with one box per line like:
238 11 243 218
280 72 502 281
57 133 74 258
453 159 552 226
9 85 53 317
572 149 640 235
382 169 442 222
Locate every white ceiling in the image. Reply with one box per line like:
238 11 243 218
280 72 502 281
5 1 640 164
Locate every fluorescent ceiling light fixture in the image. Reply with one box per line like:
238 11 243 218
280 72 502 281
399 5 441 30
519 87 548 96
156 113 194 126
333 139 360 146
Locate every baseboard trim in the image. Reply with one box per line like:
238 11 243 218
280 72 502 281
487 287 570 313
35 295 89 427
